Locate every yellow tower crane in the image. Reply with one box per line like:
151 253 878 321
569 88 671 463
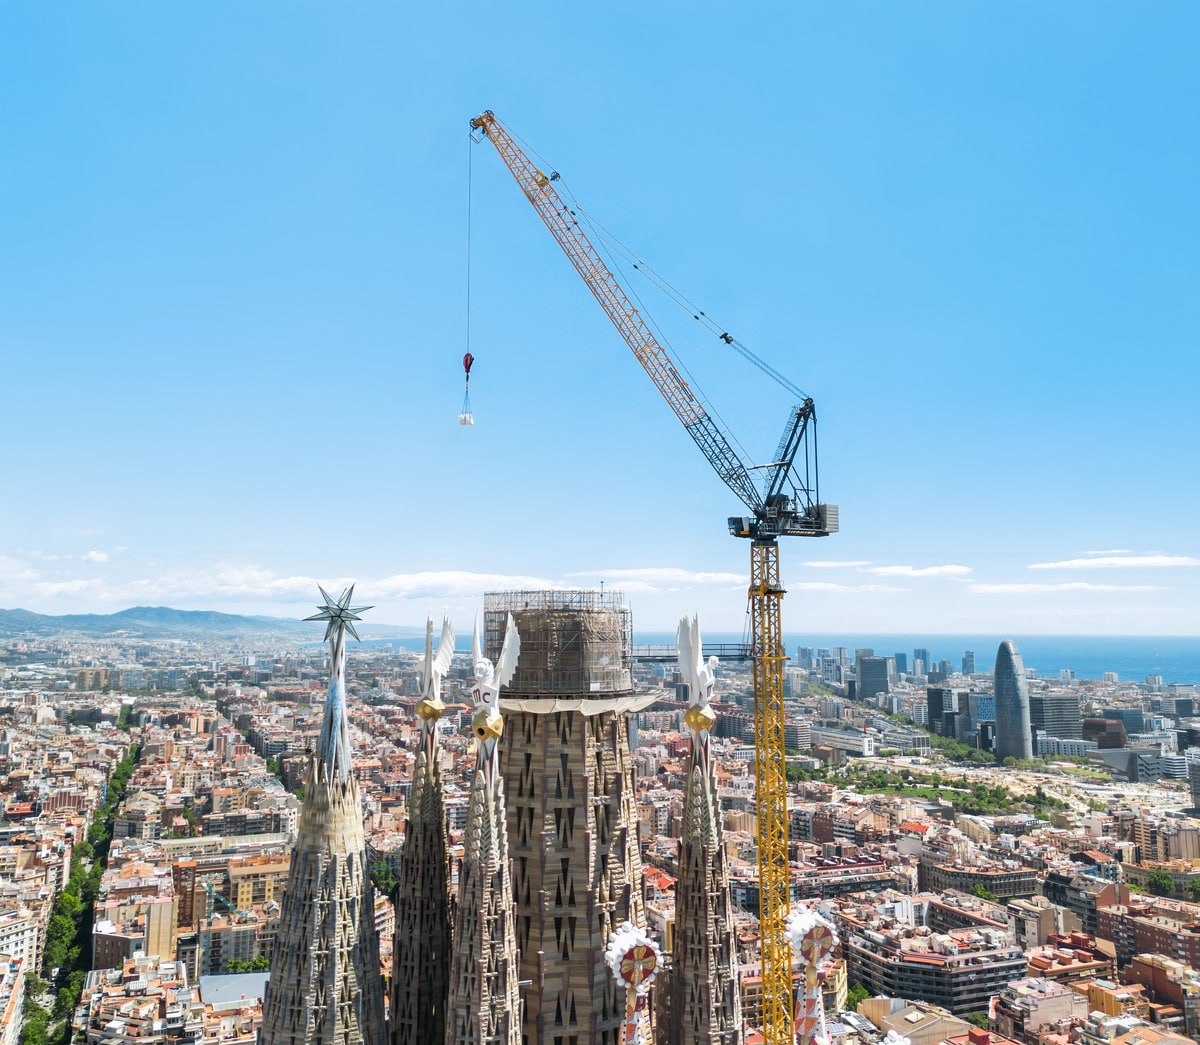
470 110 838 1045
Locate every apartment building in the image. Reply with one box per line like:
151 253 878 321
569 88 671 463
829 896 1026 1017
1097 896 1200 968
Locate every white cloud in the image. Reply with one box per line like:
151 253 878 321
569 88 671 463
790 581 908 593
5 567 335 611
0 556 39 583
1028 554 1200 570
32 579 104 598
573 567 744 586
1084 549 1132 556
112 567 559 605
83 550 109 563
210 568 325 596
799 560 872 569
865 564 973 578
970 582 1162 594
374 570 559 600
0 556 908 620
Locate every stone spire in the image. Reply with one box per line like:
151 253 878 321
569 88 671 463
391 617 455 1045
667 615 743 1045
260 586 386 1045
445 614 522 1045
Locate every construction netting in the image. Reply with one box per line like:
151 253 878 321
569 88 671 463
484 589 633 698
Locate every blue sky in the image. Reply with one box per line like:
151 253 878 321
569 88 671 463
2 2 1197 636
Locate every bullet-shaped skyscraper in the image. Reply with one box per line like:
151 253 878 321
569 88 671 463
993 639 1033 761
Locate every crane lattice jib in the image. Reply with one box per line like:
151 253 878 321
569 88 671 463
471 111 763 514
750 540 792 1045
474 110 804 1045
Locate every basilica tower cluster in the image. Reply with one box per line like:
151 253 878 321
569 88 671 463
266 587 744 1045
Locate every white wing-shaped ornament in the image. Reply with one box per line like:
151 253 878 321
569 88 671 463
678 614 714 707
416 616 452 726
433 616 455 680
676 614 696 699
680 614 719 735
420 617 436 695
469 612 512 746
472 615 487 678
699 653 718 703
493 612 521 693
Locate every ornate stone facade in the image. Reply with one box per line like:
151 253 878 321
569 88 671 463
391 619 455 1045
445 616 523 1045
389 721 452 1045
445 731 522 1044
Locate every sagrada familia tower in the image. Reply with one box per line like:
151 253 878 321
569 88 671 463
390 617 455 1044
266 586 747 1045
667 615 744 1045
260 586 387 1045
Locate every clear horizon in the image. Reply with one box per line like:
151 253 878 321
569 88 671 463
5 603 1200 643
5 605 1197 682
2 4 1197 636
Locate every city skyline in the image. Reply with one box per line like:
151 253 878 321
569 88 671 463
2 4 1197 635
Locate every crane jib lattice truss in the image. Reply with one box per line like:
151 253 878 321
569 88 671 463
470 109 838 1045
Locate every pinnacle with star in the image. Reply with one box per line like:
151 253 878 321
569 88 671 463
305 585 373 642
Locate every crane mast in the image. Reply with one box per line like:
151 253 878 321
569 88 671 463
471 110 837 1045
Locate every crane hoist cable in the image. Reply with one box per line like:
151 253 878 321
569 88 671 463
492 120 806 419
572 198 759 471
556 188 810 403
461 138 476 427
558 188 815 487
524 157 794 492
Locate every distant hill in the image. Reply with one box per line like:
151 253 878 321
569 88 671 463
0 605 419 642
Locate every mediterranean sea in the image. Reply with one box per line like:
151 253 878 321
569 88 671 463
634 633 1200 686
369 633 1200 686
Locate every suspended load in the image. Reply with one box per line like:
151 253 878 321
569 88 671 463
459 352 475 426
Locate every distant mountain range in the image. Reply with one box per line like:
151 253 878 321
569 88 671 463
0 605 420 642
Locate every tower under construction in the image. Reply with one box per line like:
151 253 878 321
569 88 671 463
491 589 658 1045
